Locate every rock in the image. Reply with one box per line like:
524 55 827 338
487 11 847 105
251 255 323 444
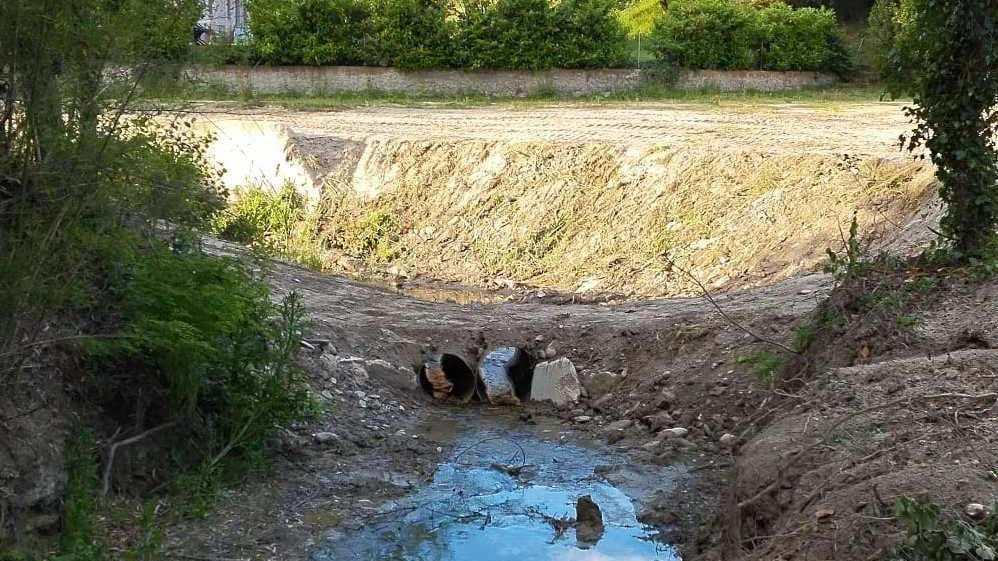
573 415 593 423
531 358 582 406
23 513 60 533
659 427 689 439
477 347 524 405
815 508 835 521
719 433 738 447
313 432 339 444
672 437 696 450
364 359 416 391
335 357 370 381
966 503 989 520
576 495 605 544
641 440 662 451
575 277 602 294
592 393 615 410
606 431 626 444
644 411 675 432
581 370 624 402
603 419 634 433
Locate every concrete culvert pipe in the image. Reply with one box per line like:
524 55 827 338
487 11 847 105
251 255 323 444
476 347 534 405
418 353 477 403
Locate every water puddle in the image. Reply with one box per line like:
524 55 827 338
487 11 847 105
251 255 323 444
312 417 683 561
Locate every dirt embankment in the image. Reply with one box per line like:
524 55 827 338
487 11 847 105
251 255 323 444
199 103 939 299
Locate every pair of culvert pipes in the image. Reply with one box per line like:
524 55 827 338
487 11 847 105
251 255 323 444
418 347 533 406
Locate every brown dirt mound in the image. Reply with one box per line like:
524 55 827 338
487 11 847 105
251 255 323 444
724 273 998 561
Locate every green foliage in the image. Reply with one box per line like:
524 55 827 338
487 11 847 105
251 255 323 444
865 0 914 77
369 0 455 69
84 248 314 475
649 0 854 73
886 0 998 260
757 4 852 73
551 0 628 68
617 0 662 38
246 0 627 69
650 0 759 70
2 0 315 551
212 183 325 269
58 430 103 561
824 213 867 280
891 496 998 561
456 0 558 69
737 350 786 380
340 208 404 262
247 0 379 65
792 325 817 352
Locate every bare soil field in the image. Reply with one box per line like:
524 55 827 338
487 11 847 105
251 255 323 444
199 102 911 154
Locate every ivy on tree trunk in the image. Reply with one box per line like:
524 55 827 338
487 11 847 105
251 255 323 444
889 0 998 259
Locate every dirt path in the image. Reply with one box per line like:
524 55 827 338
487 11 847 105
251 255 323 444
192 101 912 155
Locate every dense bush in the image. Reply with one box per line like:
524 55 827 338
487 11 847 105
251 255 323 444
248 0 378 65
756 4 845 71
650 0 854 73
84 245 313 479
246 0 627 69
370 0 455 69
3 0 315 518
452 0 556 69
866 0 915 78
552 0 627 68
650 0 759 69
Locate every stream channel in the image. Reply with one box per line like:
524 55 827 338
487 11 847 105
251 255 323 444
312 411 685 561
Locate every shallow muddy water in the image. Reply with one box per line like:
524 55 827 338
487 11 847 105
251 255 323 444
312 413 684 561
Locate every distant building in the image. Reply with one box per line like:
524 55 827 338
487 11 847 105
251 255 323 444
197 0 250 43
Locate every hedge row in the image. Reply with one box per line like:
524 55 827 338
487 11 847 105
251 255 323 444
650 0 854 74
245 0 626 70
242 0 853 73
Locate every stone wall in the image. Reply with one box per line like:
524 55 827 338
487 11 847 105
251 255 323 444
184 65 838 97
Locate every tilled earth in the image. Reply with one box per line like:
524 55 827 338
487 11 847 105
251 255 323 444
192 101 912 155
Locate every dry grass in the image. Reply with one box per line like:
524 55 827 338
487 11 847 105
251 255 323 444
310 139 937 296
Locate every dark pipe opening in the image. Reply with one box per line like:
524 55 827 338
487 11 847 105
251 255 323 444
506 348 535 402
417 353 477 403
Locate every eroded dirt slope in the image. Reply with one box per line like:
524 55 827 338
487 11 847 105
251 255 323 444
194 101 939 299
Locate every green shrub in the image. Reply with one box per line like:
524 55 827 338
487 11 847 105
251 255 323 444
456 0 558 70
650 0 759 70
247 0 627 69
757 4 840 71
650 0 854 73
737 350 785 380
83 245 314 480
337 207 404 262
59 430 103 561
212 182 325 268
866 0 916 80
370 0 455 69
552 0 627 68
247 0 378 65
